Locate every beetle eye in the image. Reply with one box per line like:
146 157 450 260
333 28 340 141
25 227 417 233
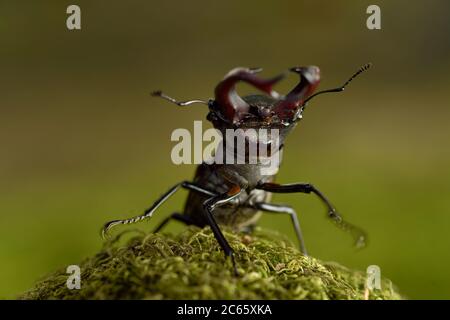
259 107 271 118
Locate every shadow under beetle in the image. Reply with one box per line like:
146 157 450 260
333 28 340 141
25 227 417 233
102 64 372 274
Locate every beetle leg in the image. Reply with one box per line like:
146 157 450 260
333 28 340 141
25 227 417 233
256 182 367 248
102 181 215 238
251 202 307 255
152 212 194 233
151 90 210 106
203 186 243 276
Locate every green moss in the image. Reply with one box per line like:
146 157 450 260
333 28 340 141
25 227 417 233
20 227 401 300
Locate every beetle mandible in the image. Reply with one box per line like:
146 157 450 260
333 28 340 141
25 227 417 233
102 63 372 274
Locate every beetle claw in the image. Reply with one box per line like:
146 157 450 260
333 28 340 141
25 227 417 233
273 66 321 120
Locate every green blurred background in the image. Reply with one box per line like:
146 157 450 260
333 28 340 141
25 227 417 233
1 0 449 299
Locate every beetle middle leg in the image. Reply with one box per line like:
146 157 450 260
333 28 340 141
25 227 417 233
256 182 367 248
251 202 307 256
203 185 243 276
153 212 194 233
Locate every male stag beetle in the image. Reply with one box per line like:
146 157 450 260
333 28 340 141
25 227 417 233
102 63 372 274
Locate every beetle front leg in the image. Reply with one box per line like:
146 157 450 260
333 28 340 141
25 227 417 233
256 182 367 248
203 186 243 276
102 181 216 238
257 182 337 216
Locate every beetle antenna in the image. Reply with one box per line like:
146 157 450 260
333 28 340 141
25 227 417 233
152 90 209 106
302 63 372 106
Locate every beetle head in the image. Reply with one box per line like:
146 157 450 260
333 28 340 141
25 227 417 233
212 67 284 123
208 66 321 142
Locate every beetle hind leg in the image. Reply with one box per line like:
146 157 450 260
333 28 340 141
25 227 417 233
153 212 194 233
252 202 307 255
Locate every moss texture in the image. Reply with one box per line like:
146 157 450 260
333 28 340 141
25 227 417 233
20 227 401 300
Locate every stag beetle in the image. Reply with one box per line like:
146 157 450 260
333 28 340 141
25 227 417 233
102 63 371 274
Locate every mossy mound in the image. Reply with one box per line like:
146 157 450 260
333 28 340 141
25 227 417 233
20 227 401 300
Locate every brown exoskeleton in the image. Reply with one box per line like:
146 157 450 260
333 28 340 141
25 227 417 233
102 64 371 274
